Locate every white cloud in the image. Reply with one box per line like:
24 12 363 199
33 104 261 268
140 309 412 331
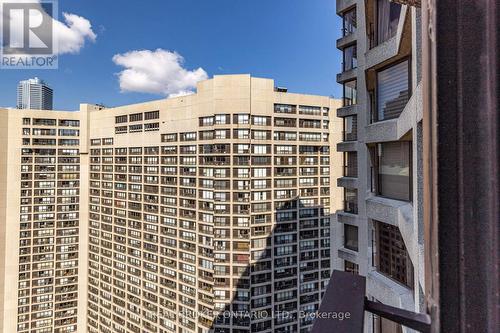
112 49 208 97
0 0 96 55
55 13 96 54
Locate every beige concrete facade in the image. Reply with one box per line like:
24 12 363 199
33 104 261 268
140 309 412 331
0 109 87 333
0 75 343 333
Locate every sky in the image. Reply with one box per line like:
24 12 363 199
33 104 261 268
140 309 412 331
0 0 343 110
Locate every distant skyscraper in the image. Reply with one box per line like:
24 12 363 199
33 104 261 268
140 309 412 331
17 77 53 110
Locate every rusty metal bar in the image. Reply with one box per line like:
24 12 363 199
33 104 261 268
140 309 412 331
421 0 440 331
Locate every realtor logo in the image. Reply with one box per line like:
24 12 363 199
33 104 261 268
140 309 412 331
1 1 58 69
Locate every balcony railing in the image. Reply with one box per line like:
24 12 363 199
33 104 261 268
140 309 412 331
310 271 431 333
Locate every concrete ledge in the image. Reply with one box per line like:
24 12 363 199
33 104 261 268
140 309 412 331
365 119 398 143
336 104 358 117
338 248 358 263
366 195 412 227
367 270 415 311
336 210 358 225
337 141 358 152
336 68 357 83
336 32 357 49
337 176 358 189
336 0 356 14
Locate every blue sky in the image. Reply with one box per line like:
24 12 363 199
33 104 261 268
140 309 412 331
0 0 342 110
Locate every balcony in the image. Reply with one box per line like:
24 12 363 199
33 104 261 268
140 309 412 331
366 84 422 143
336 0 356 14
337 104 358 117
337 67 357 83
337 176 358 189
367 271 415 313
337 140 358 152
337 21 357 49
310 271 429 333
365 6 409 68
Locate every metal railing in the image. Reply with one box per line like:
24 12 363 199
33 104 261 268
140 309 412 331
311 271 431 333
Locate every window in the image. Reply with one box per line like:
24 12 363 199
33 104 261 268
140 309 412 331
200 130 214 140
344 224 358 251
235 114 249 124
274 117 296 127
343 116 357 141
59 129 79 136
298 105 321 116
234 129 249 139
374 141 412 201
162 133 177 142
252 116 270 126
215 114 229 125
114 115 127 125
253 168 268 178
236 169 249 178
235 144 249 154
215 130 229 139
275 146 293 154
144 123 159 131
252 145 269 155
342 8 356 36
103 138 113 145
299 133 321 141
376 0 402 45
343 80 357 106
129 124 142 133
299 119 321 129
274 104 296 114
145 110 159 120
344 188 358 214
344 260 359 274
200 116 214 126
343 152 357 177
374 221 414 288
129 147 142 155
376 60 410 121
181 132 196 141
343 45 357 71
274 131 297 141
33 118 56 126
115 126 127 134
129 113 143 122
22 118 30 125
59 119 79 127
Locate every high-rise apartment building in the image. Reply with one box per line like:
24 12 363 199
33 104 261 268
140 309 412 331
0 75 343 333
334 1 424 332
17 78 54 110
0 110 87 333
